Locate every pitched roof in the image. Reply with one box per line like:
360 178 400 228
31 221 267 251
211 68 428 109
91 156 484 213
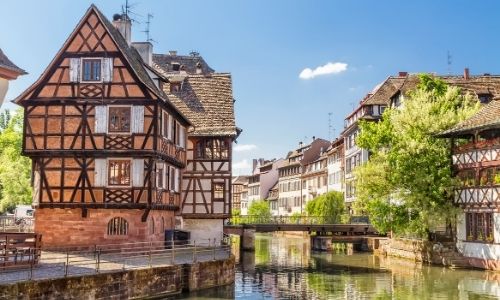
232 175 249 185
438 100 500 137
364 76 406 105
0 48 26 76
153 53 214 75
153 58 237 137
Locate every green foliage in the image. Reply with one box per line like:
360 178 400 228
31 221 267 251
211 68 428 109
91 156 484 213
354 74 479 237
305 191 345 224
0 109 32 213
290 212 303 223
248 200 272 222
231 208 241 224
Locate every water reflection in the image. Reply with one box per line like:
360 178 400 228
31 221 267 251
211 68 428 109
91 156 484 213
179 234 500 299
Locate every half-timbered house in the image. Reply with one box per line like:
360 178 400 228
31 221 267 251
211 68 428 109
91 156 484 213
16 6 191 247
152 51 239 243
439 100 500 270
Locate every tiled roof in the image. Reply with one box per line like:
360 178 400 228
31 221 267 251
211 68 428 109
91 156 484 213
364 77 406 105
232 175 249 185
153 59 237 136
0 48 26 75
438 100 500 137
399 74 500 100
152 54 214 75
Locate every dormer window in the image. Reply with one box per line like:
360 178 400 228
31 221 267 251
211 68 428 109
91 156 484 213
172 63 180 71
170 82 181 93
82 58 102 82
478 94 492 104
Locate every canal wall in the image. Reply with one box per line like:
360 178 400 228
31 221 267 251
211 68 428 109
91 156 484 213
376 238 470 268
0 257 235 299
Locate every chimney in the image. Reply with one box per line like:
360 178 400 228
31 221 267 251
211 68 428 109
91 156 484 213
131 42 153 66
196 62 203 74
464 68 470 80
398 71 408 77
299 141 303 148
112 14 132 45
169 50 177 56
312 136 316 141
253 159 258 172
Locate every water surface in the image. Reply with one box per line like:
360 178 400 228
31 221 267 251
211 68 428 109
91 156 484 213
179 234 500 299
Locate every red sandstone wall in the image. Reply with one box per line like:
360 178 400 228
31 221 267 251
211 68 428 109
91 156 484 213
35 208 175 248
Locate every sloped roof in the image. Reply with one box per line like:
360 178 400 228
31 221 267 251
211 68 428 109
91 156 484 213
153 60 237 137
0 48 26 75
153 54 214 75
232 175 249 185
364 77 406 105
438 100 500 137
398 74 500 100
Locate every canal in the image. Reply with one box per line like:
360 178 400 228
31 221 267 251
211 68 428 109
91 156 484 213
178 234 500 299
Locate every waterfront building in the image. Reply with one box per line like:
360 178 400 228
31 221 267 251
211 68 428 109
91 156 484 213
232 175 249 211
277 138 330 216
0 48 26 104
244 158 284 215
16 5 237 246
438 100 500 270
302 152 328 203
266 182 279 215
326 138 344 193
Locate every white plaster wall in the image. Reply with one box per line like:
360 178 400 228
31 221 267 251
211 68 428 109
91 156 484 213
456 241 500 261
327 161 342 192
182 219 223 245
456 212 466 241
494 213 500 244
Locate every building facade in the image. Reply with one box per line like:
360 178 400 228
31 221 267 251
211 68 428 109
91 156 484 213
439 100 500 270
231 175 249 211
18 5 237 247
243 158 283 215
0 48 26 104
326 138 344 192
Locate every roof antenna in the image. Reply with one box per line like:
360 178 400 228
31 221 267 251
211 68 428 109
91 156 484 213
142 13 156 43
447 51 452 75
328 112 334 140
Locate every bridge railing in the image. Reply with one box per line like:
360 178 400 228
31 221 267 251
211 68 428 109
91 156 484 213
229 215 369 225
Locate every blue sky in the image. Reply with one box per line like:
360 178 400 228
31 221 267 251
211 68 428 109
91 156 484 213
2 0 500 174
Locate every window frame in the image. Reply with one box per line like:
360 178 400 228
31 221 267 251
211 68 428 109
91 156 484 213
107 105 132 134
213 182 225 201
107 159 132 187
107 217 129 236
81 58 103 83
465 212 494 243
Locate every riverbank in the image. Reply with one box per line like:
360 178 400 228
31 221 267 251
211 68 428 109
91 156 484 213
0 244 235 299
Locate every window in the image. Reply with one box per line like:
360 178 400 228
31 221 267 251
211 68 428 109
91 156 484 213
380 106 386 114
170 82 181 93
82 58 101 82
466 212 494 242
195 138 229 160
478 94 492 104
213 183 225 201
108 107 131 133
107 217 128 235
157 163 165 189
108 160 131 186
172 63 180 71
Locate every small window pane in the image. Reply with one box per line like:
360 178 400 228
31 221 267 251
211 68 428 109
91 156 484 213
213 183 224 200
108 160 131 186
109 107 131 133
82 59 101 81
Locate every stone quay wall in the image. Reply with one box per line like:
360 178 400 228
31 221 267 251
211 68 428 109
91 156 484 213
0 256 235 299
376 238 470 268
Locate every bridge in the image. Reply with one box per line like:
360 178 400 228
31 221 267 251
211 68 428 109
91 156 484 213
223 216 382 251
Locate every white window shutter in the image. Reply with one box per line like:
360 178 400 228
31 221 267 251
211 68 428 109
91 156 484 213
94 159 106 187
131 106 144 133
170 166 175 191
174 168 180 192
168 116 173 140
132 159 144 187
102 57 113 82
179 126 185 148
69 58 80 82
94 105 107 133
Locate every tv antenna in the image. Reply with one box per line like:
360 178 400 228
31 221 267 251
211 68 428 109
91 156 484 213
328 112 334 140
447 51 452 75
142 13 156 43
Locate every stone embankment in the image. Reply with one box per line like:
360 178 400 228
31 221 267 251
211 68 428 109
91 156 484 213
376 238 470 268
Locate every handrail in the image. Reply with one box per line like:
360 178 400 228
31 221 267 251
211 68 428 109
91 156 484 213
228 215 370 225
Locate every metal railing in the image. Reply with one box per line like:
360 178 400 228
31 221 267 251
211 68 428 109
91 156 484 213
229 215 369 225
0 216 34 233
0 238 231 284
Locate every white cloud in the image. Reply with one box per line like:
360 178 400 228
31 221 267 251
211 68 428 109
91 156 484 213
299 62 348 80
234 144 257 152
233 159 251 170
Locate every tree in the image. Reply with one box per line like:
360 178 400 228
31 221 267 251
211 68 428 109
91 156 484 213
354 74 479 237
305 191 345 224
0 109 32 213
248 200 272 223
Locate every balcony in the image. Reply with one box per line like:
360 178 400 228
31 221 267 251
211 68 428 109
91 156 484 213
452 147 500 167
